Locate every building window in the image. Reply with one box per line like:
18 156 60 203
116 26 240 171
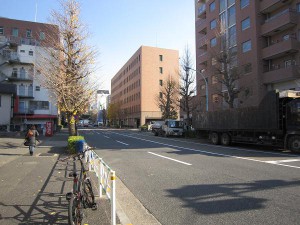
210 19 217 30
40 32 45 40
241 17 250 30
26 29 32 38
212 75 218 84
297 3 300 12
0 26 3 35
228 5 236 27
228 0 235 6
159 55 163 61
159 80 163 86
20 50 25 53
159 67 163 74
29 51 33 56
228 26 236 47
36 86 40 91
242 40 251 53
220 0 226 12
209 1 215 12
240 0 249 9
12 28 18 37
243 63 252 74
212 94 219 103
29 101 49 110
210 37 217 47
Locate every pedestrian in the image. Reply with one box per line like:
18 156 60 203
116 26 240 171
25 125 40 156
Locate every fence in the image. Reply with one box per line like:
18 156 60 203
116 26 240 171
85 150 116 225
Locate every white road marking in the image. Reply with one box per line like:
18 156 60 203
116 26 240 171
116 140 129 146
148 152 192 166
111 132 300 169
104 135 110 138
267 159 300 164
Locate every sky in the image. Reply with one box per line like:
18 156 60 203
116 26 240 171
1 0 196 91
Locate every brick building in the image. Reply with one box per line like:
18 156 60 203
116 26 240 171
194 0 300 111
110 46 179 128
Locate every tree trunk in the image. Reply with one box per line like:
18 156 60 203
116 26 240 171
67 113 77 136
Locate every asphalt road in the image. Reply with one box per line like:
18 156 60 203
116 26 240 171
80 128 300 225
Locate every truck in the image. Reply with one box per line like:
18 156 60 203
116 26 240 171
192 90 300 153
152 119 184 137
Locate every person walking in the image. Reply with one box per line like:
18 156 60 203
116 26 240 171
25 125 40 156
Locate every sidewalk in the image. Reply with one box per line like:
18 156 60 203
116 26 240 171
0 129 116 225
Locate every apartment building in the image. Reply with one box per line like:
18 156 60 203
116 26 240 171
0 17 59 132
110 46 179 128
194 0 300 111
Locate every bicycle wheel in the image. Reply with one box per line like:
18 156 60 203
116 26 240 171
83 178 96 209
68 194 83 225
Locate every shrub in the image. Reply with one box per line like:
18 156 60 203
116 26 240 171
68 136 85 154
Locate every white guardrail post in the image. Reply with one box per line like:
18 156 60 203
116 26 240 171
85 147 116 225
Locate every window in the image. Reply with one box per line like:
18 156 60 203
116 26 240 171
19 84 25 96
212 94 219 103
228 5 236 27
228 0 235 6
297 3 300 12
209 1 215 12
36 86 40 91
212 75 218 84
159 80 163 86
243 63 252 74
12 68 18 77
159 67 163 74
220 0 226 12
240 0 249 9
228 26 236 47
12 28 18 37
0 26 3 35
242 40 251 53
29 51 33 56
241 17 250 30
210 37 217 47
210 19 217 30
20 50 25 53
29 101 49 110
26 29 32 38
159 55 163 61
40 32 45 40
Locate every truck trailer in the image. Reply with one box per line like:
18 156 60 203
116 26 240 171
192 90 300 153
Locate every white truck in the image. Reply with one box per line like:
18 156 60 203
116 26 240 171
152 119 184 137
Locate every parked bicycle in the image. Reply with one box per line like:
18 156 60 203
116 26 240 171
59 145 97 225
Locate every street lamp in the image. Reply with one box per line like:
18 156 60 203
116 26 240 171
185 66 208 111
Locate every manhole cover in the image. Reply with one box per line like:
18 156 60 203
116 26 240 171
38 153 57 157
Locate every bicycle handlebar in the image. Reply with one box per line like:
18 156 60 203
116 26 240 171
58 146 96 162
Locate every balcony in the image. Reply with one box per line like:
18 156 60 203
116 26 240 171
196 19 207 33
262 37 299 60
263 65 300 84
260 0 293 13
261 9 298 36
8 72 33 82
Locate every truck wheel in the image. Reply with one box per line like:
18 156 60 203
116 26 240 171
154 132 158 136
288 135 300 153
221 133 231 146
211 132 220 145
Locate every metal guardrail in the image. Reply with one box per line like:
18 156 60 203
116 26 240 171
85 150 116 225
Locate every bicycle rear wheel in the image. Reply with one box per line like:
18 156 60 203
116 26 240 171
68 194 83 225
83 178 96 209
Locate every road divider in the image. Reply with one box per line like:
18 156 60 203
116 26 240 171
85 149 116 225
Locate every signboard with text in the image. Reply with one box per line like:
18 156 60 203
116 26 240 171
45 121 53 137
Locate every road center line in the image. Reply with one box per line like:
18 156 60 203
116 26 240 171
116 140 129 146
148 152 192 166
104 135 110 138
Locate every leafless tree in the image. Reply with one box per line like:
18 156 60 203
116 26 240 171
36 0 97 136
156 77 179 120
210 19 242 108
179 46 196 129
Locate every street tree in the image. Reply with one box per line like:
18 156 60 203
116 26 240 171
156 77 178 120
36 0 97 136
210 19 242 108
178 46 196 129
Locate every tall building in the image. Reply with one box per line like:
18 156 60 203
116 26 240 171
111 46 179 128
0 17 59 131
194 0 300 111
